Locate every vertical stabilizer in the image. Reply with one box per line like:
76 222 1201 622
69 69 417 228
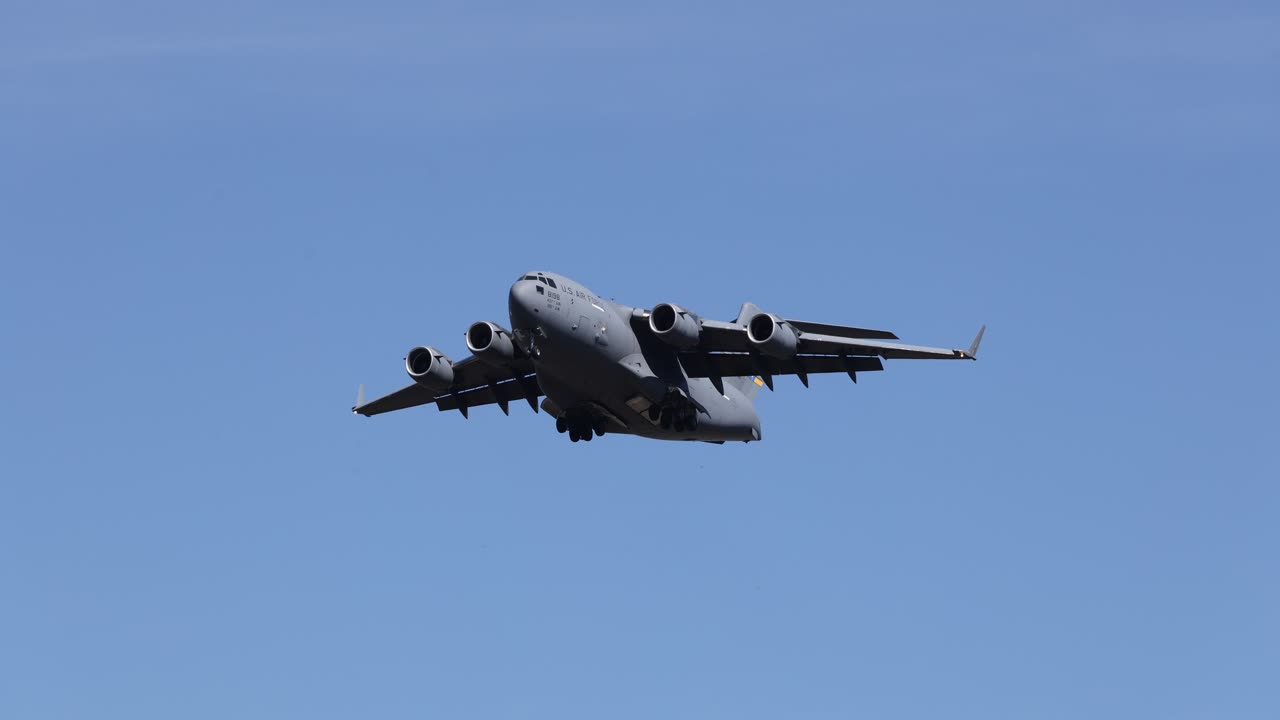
729 302 764 401
734 301 762 327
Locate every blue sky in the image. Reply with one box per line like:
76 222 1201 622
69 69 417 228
2 1 1278 718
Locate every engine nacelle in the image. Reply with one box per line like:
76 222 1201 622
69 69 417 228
466 321 517 365
747 312 799 359
405 346 455 390
648 303 702 348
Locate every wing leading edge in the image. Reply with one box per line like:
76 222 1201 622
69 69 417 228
353 355 541 418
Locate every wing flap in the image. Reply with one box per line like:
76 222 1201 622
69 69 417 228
436 373 542 412
679 353 884 379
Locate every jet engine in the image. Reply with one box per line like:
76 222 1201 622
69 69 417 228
466 321 517 365
648 303 702 348
747 312 799 358
405 346 455 390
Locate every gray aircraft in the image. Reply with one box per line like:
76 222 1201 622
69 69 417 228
354 271 984 444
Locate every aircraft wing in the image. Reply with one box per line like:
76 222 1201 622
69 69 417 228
353 356 541 418
692 319 984 361
632 309 983 389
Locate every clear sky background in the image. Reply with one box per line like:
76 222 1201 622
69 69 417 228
2 1 1278 718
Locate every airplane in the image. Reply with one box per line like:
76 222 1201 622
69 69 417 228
353 271 984 444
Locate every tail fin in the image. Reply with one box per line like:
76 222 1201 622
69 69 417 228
734 301 762 327
728 302 764 400
733 374 765 400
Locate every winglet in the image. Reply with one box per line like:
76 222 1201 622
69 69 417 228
353 384 366 414
962 325 985 360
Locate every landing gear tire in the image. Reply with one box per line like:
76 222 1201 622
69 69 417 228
556 417 568 434
660 408 674 430
569 429 581 442
581 429 592 442
593 419 607 437
686 414 699 431
648 406 661 422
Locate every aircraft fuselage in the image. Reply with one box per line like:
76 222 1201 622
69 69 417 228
507 272 762 443
354 270 982 443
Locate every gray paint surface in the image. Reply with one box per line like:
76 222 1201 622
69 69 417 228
354 272 983 444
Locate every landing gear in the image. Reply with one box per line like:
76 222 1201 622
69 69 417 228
561 412 604 444
651 393 701 435
673 411 699 432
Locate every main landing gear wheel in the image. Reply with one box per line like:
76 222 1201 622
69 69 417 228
656 402 699 434
563 412 603 444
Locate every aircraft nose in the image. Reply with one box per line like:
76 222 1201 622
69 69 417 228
508 280 540 329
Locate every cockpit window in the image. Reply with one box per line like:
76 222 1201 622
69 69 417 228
520 274 556 288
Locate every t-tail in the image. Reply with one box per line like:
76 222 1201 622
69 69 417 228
728 302 765 400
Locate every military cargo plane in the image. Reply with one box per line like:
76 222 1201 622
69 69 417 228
353 271 983 444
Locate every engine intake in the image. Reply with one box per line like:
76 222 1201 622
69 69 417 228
466 321 517 365
747 313 799 358
649 303 701 348
405 346 455 390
